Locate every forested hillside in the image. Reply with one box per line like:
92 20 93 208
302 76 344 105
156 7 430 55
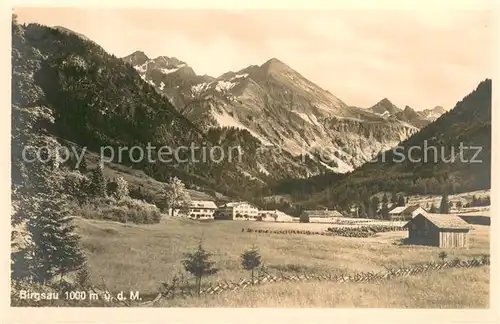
272 79 492 211
12 22 281 201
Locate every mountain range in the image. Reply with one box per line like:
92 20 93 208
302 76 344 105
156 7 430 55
123 51 444 174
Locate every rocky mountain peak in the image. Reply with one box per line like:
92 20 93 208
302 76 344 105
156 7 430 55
123 50 149 66
379 98 392 105
260 57 293 74
432 105 446 114
370 98 401 115
264 57 285 65
403 105 418 116
152 56 186 67
400 105 422 121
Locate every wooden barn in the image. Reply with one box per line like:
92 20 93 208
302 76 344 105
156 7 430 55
402 213 472 248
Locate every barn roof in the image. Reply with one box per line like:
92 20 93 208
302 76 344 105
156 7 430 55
403 213 472 229
218 201 256 208
302 210 343 218
403 205 426 214
189 200 217 209
389 206 406 214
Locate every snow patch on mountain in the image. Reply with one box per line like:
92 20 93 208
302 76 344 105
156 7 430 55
215 80 236 92
240 170 264 183
191 82 210 96
318 159 353 174
422 111 441 121
210 109 272 145
160 64 186 75
294 111 321 126
374 111 391 118
134 64 148 73
257 162 270 176
230 73 249 81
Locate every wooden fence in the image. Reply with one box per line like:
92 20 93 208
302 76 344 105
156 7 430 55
134 256 489 306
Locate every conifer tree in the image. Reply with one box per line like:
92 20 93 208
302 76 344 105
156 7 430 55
439 192 449 214
11 134 86 284
182 238 218 296
113 176 129 200
358 203 367 218
429 203 438 213
78 156 88 173
381 203 390 220
398 195 406 207
241 246 262 283
472 195 478 207
27 195 86 283
391 191 398 205
89 163 107 198
438 251 447 263
382 193 388 205
371 197 380 217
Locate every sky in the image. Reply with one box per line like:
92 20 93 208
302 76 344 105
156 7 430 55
14 7 495 111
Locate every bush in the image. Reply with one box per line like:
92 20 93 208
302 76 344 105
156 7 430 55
129 186 155 204
116 197 162 224
79 197 162 224
107 176 129 200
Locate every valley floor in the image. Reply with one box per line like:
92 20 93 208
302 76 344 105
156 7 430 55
74 214 490 307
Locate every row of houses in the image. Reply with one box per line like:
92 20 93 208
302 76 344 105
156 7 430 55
171 200 474 248
171 200 294 222
172 199 430 222
302 205 428 222
173 201 347 222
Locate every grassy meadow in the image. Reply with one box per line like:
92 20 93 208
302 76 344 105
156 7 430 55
161 267 489 308
74 214 490 307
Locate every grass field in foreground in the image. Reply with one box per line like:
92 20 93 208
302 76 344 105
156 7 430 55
160 266 489 308
75 216 490 296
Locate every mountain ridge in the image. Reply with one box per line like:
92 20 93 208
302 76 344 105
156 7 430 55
122 51 435 173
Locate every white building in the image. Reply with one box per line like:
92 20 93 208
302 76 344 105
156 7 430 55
388 206 406 220
171 200 217 219
300 209 343 223
388 205 428 221
215 202 259 220
187 200 217 219
258 210 294 222
402 205 428 219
